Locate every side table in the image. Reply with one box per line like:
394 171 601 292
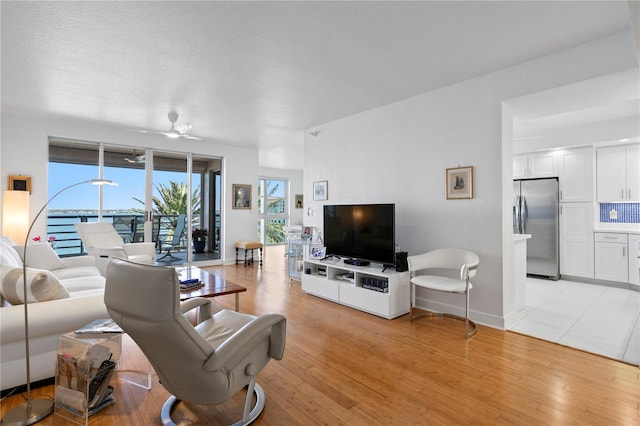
54 331 151 425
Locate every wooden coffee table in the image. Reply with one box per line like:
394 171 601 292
177 266 247 311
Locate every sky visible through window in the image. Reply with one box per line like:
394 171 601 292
49 162 283 212
49 162 188 211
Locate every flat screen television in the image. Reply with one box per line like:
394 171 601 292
323 203 395 266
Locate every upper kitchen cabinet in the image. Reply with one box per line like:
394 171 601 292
558 147 594 203
513 152 558 179
597 144 640 202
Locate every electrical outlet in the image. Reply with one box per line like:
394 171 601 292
609 209 618 220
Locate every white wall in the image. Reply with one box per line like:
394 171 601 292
0 111 260 264
303 30 638 329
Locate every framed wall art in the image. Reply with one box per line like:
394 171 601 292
295 194 303 209
8 175 31 193
446 166 473 200
313 180 328 201
232 184 251 209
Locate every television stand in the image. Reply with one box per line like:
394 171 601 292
301 259 410 319
343 258 370 267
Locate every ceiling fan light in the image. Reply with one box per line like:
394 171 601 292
166 130 180 138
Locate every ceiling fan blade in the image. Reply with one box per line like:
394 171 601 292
174 122 192 133
180 134 202 140
126 128 165 135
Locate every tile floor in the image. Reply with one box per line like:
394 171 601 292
509 277 640 365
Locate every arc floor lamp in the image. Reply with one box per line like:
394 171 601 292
2 179 117 425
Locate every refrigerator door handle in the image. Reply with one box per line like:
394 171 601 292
514 195 520 233
522 196 528 234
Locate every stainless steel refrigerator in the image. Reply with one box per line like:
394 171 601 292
513 178 560 280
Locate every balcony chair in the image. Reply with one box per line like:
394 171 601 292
104 258 287 425
74 221 155 276
407 248 479 339
157 214 187 261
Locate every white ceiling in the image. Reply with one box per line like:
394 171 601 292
1 1 635 170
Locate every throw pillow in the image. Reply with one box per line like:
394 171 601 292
15 243 65 271
0 266 70 304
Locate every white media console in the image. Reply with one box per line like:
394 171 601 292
301 258 410 319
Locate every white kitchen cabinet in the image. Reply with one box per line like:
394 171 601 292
559 203 594 278
596 144 640 202
594 233 628 283
558 147 594 202
513 152 558 179
629 234 640 286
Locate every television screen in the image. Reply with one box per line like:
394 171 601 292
323 203 395 265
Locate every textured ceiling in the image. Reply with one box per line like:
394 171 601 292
1 1 634 169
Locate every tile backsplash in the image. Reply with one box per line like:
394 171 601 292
599 203 640 223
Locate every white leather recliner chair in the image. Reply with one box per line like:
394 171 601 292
104 258 286 425
74 222 155 276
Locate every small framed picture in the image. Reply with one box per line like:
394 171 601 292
9 175 31 193
310 245 326 259
313 180 328 201
446 166 473 200
295 194 303 209
232 184 251 209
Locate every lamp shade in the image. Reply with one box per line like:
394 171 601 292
2 190 30 244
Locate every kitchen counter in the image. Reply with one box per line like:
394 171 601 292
594 224 640 234
505 234 531 329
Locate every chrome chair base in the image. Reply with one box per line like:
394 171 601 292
410 307 478 339
160 381 265 426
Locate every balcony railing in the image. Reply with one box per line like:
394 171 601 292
46 213 210 257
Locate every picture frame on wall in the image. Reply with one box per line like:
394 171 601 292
295 194 303 209
313 180 328 201
232 184 251 209
446 166 473 199
8 175 31 193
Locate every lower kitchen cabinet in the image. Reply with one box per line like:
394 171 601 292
629 234 640 286
559 203 594 278
594 233 628 283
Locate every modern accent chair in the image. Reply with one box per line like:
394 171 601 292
157 214 187 261
407 248 479 338
75 222 155 275
104 258 287 425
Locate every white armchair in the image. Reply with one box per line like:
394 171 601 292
75 222 155 276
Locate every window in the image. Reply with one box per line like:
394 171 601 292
258 178 287 245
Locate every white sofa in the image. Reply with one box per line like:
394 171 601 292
0 238 108 391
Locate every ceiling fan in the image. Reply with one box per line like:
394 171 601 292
124 150 146 164
130 111 202 140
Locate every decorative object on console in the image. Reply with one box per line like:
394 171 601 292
1 179 117 426
8 175 32 193
313 180 328 201
232 184 251 209
310 246 326 259
446 166 474 200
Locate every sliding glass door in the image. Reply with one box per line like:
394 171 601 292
48 139 222 265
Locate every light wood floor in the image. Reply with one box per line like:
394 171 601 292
2 246 639 425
